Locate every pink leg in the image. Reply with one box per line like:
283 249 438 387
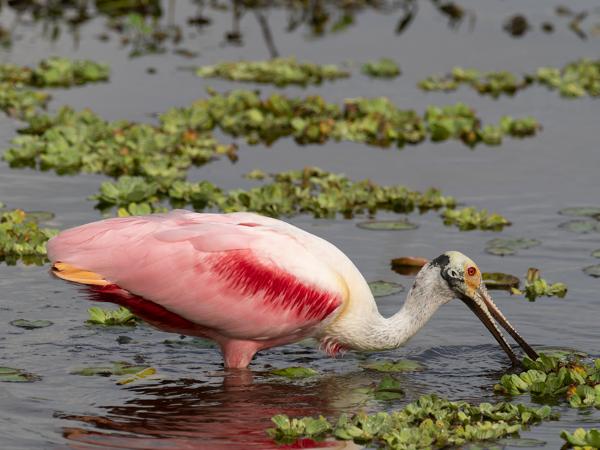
220 340 262 369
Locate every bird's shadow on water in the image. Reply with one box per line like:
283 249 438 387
55 344 519 449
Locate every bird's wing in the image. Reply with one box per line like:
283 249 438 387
48 210 348 340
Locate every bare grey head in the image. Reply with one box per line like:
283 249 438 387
423 251 539 366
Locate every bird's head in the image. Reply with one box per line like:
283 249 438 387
428 251 539 366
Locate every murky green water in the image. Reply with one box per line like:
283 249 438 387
1 1 600 448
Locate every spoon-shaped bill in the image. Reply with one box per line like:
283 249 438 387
459 285 538 366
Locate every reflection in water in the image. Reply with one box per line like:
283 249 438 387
0 0 479 57
58 344 515 449
60 370 387 449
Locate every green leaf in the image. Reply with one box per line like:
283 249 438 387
361 359 423 373
71 361 150 377
482 272 520 290
368 280 404 297
0 367 39 382
583 264 600 278
270 367 319 379
485 237 540 256
559 220 600 234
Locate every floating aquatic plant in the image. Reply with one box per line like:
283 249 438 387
360 359 423 373
0 83 50 120
485 237 541 256
270 367 319 379
116 367 157 385
482 272 520 290
558 206 600 217
494 353 600 408
561 428 600 449
355 375 405 401
368 280 405 298
559 220 600 234
390 256 428 275
0 208 58 265
71 361 150 377
86 306 137 326
361 58 401 78
94 167 457 220
4 106 237 185
267 394 556 449
0 367 39 382
419 59 600 99
196 57 350 87
583 265 600 278
0 57 109 88
0 58 109 120
511 268 567 302
161 90 539 148
419 67 529 98
441 207 511 231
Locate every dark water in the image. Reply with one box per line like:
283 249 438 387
1 1 600 448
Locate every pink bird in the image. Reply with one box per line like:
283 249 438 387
48 209 538 369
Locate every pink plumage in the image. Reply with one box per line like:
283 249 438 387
47 210 346 368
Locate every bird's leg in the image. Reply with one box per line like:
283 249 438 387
220 339 262 369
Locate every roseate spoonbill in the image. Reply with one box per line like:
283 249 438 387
48 209 538 368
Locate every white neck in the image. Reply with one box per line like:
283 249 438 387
324 266 455 351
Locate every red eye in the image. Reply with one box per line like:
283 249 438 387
467 266 477 276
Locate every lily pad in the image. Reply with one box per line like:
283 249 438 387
270 367 319 379
591 249 600 258
71 361 150 377
485 238 541 256
360 359 423 373
558 220 599 234
368 280 405 298
357 220 418 231
23 211 55 223
482 272 520 290
583 264 600 278
116 367 157 385
391 256 428 276
10 319 53 329
558 206 600 217
0 367 39 382
374 375 405 401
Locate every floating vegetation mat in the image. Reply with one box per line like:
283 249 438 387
160 89 539 148
4 90 540 185
196 57 350 87
0 208 58 265
362 58 401 78
92 168 514 231
495 354 600 409
0 57 109 88
267 394 556 449
441 207 511 231
4 106 237 186
0 58 110 120
419 59 600 99
86 306 137 326
562 428 600 449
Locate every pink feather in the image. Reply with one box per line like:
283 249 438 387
48 210 346 368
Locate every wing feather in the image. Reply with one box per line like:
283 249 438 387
48 211 348 340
